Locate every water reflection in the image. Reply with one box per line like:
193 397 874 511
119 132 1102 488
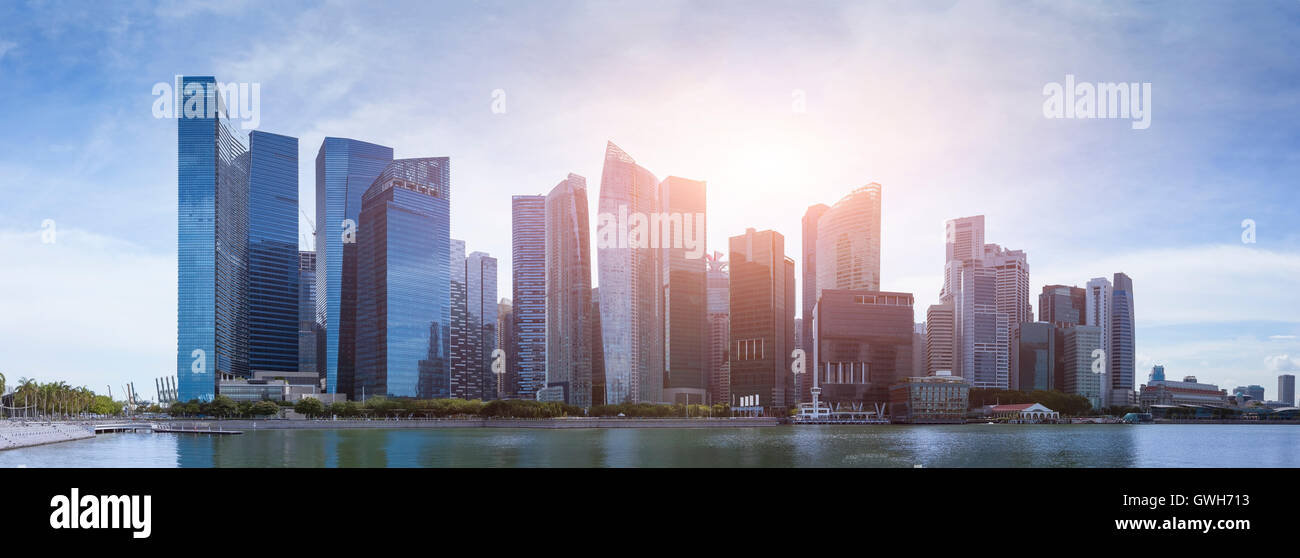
4 424 1300 468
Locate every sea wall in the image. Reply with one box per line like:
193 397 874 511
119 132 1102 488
0 422 95 450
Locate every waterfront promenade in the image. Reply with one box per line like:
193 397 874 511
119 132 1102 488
168 417 784 430
0 422 94 450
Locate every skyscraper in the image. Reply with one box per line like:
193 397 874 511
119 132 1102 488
354 157 451 399
467 251 499 400
1085 276 1113 405
706 252 730 405
597 141 663 404
660 176 708 405
951 263 1009 388
1109 272 1136 407
511 195 546 401
801 204 829 358
728 228 794 413
1039 285 1086 327
544 174 593 406
247 130 300 374
815 184 882 299
1279 374 1295 406
316 137 394 397
1016 322 1054 391
590 288 605 405
177 75 250 403
298 251 320 381
496 298 514 399
925 303 954 375
1064 325 1103 408
449 239 471 398
941 215 985 301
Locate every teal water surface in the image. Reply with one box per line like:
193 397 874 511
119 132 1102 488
1 424 1297 467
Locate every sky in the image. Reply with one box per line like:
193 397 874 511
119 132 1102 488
0 0 1298 402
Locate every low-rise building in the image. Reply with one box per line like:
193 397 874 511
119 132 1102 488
1138 375 1228 408
889 372 969 424
988 402 1060 422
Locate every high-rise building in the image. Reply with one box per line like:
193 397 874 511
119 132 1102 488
1233 385 1265 402
597 141 663 404
247 131 300 374
544 173 594 406
951 262 1009 388
467 251 498 400
983 244 1031 389
177 75 250 403
1109 272 1136 406
941 215 985 301
496 298 514 399
1149 364 1165 382
912 322 926 381
1064 325 1103 408
354 157 451 399
1039 285 1086 327
316 137 394 397
800 204 829 366
590 288 605 405
449 239 471 398
705 252 729 405
925 303 954 375
511 195 547 401
810 290 914 409
1016 322 1054 391
815 184 882 299
728 228 794 414
298 251 321 381
1085 276 1112 404
660 176 708 405
1280 374 1295 407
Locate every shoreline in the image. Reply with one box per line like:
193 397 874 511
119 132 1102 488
167 417 786 430
0 422 95 451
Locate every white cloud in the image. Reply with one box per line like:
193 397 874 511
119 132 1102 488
0 40 16 60
1267 354 1300 373
0 228 173 393
1270 335 1298 340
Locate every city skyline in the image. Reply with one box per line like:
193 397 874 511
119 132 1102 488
2 1 1299 398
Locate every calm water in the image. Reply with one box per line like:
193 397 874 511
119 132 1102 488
1 424 1297 467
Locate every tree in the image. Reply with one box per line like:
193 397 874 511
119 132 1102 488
208 395 238 418
294 398 325 418
250 400 280 417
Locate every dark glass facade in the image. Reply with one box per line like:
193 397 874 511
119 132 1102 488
298 251 321 379
354 158 452 399
511 195 546 400
660 176 707 404
316 138 393 397
728 228 794 413
1016 322 1054 391
1110 273 1136 403
177 76 249 403
247 130 299 373
810 290 914 408
800 203 828 402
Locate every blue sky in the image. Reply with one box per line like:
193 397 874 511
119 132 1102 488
0 0 1298 401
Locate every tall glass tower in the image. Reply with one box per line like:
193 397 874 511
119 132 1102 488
177 76 250 403
354 158 452 399
316 138 393 398
544 174 593 406
597 141 663 404
815 184 882 298
1109 272 1136 406
247 130 299 373
511 195 546 400
660 176 707 405
467 251 498 400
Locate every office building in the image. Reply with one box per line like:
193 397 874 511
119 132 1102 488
1063 325 1103 408
706 252 730 405
925 303 954 376
801 204 829 364
177 75 250 402
316 137 394 397
1149 364 1165 382
728 228 795 414
815 184 882 298
597 141 663 404
496 298 514 399
511 195 547 401
951 263 1010 388
449 239 471 398
1109 273 1136 406
545 173 594 406
354 157 452 399
1280 374 1295 407
889 373 970 423
590 288 605 405
298 251 321 382
451 245 498 401
1233 385 1265 402
246 131 299 374
659 176 708 405
1016 322 1054 391
810 290 915 409
1039 284 1086 327
1085 276 1112 404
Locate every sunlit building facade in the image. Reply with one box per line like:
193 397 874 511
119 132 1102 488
706 253 730 405
660 176 708 404
545 174 594 406
728 228 795 414
815 184 882 298
597 141 663 404
811 290 915 409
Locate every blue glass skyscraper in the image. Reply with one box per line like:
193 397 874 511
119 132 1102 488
177 76 250 402
248 130 299 372
511 195 546 400
354 158 452 399
315 138 393 398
